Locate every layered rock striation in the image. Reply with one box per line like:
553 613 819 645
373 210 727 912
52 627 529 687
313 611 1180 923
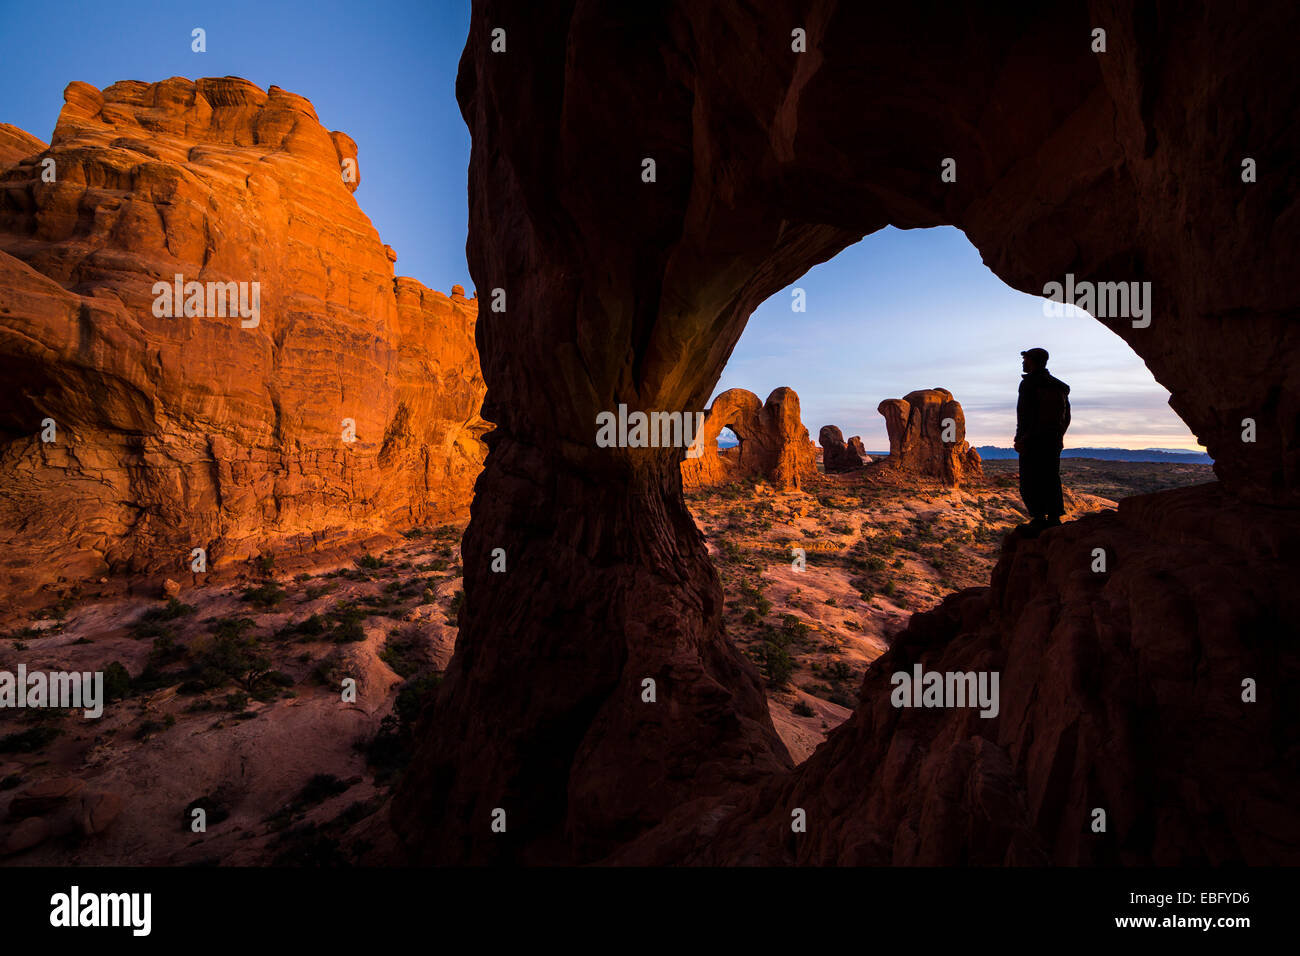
0 78 488 601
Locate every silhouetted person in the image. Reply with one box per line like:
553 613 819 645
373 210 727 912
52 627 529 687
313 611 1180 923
1014 347 1070 532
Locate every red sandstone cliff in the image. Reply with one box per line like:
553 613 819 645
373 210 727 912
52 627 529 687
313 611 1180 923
0 78 488 603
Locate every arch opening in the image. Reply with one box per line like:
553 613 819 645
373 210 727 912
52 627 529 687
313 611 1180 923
687 225 1215 765
393 0 1300 867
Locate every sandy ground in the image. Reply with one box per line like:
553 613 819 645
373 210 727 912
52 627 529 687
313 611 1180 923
0 527 463 865
0 461 1123 863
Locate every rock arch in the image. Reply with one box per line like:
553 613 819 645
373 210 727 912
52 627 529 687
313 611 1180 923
392 1 1300 864
681 387 816 490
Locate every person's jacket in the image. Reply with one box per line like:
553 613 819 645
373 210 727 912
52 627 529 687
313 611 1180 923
1015 368 1071 448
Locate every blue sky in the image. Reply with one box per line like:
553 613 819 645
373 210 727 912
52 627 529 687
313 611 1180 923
0 0 1200 450
0 0 473 294
721 227 1201 450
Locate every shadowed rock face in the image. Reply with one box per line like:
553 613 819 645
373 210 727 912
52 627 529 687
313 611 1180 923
612 483 1300 865
392 2 1300 864
878 388 982 485
0 78 488 602
819 425 866 473
682 387 816 490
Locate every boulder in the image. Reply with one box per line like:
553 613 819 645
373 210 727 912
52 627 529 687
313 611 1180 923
8 777 85 818
2 816 49 855
77 790 124 836
877 388 982 485
819 425 867 473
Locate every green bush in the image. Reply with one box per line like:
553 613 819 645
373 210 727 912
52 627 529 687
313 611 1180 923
241 583 286 608
0 725 62 753
760 641 794 687
103 661 132 701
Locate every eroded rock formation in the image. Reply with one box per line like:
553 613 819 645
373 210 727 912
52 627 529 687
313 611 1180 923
878 388 982 485
681 387 816 490
614 483 1300 864
0 78 488 602
391 1 1300 865
819 425 867 473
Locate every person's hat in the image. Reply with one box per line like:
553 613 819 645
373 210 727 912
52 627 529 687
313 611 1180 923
1021 347 1049 364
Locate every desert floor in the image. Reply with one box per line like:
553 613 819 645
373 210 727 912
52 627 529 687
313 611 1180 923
0 459 1214 863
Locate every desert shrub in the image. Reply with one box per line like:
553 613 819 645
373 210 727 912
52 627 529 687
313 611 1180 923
182 789 233 831
241 583 286 608
759 641 794 687
102 661 132 701
355 553 385 570
380 629 426 679
190 617 272 692
365 672 443 785
779 614 811 644
330 606 366 643
134 718 171 740
445 589 464 625
130 598 196 640
291 614 327 637
0 725 62 753
295 773 351 808
792 700 815 718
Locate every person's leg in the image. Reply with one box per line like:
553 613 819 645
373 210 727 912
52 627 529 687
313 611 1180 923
1019 449 1044 522
1045 448 1064 522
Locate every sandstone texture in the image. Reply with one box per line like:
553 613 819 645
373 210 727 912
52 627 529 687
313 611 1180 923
619 482 1300 864
819 425 867 473
0 78 488 603
391 1 1300 866
681 387 816 490
878 388 982 485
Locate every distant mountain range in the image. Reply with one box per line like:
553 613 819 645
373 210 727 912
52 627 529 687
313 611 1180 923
724 433 1213 464
975 446 1214 464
